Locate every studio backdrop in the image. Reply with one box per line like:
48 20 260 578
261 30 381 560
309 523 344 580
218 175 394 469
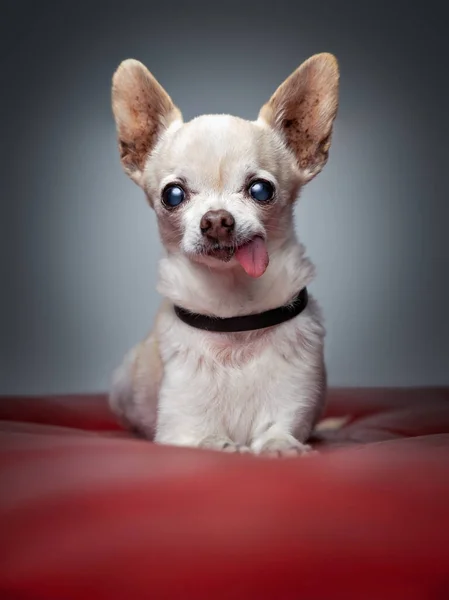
1 0 448 394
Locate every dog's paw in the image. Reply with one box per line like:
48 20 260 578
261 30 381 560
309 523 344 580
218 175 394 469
222 442 251 454
200 436 251 454
258 438 316 458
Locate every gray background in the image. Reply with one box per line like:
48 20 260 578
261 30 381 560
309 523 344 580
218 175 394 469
1 0 448 394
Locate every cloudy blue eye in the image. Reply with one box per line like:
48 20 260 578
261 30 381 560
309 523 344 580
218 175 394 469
162 184 186 208
249 180 274 202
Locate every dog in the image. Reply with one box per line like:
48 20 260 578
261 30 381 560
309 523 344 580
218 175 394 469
109 53 339 456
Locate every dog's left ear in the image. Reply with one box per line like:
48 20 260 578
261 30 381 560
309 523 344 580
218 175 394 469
258 53 339 182
112 59 182 185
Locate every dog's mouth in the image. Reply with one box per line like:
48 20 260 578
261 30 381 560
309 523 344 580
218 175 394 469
202 236 269 278
205 244 236 262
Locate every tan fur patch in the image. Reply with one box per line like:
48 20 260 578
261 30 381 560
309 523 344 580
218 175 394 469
157 207 184 251
112 59 182 179
259 53 339 180
131 333 163 406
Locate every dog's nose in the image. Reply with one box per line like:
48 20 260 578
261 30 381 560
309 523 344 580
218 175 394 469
200 209 235 242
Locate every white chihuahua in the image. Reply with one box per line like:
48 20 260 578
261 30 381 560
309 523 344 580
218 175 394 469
109 53 339 456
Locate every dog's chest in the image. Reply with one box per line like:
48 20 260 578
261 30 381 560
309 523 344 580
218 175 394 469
159 311 317 443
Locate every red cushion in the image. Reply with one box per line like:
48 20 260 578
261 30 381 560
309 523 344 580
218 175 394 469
1 388 448 599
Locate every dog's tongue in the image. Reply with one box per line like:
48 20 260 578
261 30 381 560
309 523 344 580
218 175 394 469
235 236 269 278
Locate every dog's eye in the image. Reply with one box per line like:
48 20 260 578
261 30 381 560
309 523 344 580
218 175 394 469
162 184 186 208
249 180 274 202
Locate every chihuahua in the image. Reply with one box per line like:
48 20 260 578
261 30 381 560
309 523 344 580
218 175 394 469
109 53 339 456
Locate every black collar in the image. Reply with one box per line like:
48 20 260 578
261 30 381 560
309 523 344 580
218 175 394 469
173 287 308 333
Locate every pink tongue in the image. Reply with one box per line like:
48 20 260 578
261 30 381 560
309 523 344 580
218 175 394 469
235 236 269 278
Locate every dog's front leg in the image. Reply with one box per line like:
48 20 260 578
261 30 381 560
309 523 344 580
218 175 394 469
155 390 250 453
250 369 326 458
262 347 326 458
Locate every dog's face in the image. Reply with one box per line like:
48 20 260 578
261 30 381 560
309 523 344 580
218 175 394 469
112 54 339 278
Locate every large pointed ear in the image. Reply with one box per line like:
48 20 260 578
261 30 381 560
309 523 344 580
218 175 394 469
258 53 339 183
111 59 182 185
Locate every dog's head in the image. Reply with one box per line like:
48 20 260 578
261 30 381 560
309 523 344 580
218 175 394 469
111 54 339 278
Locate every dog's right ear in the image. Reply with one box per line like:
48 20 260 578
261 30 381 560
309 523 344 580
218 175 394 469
112 59 182 185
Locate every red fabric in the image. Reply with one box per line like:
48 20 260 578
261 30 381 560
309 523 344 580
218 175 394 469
0 388 448 600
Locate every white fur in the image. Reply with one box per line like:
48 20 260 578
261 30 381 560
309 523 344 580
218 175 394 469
154 251 326 454
109 54 339 455
110 232 326 454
